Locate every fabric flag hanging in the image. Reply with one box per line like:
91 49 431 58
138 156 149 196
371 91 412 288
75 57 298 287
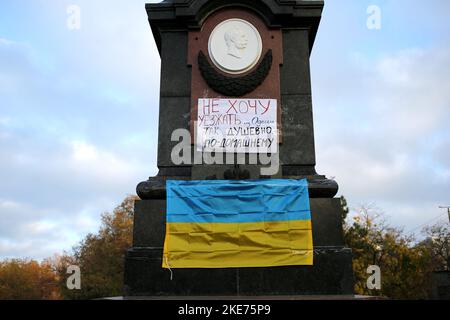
162 179 313 269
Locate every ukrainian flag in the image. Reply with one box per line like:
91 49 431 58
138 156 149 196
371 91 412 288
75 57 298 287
163 179 313 268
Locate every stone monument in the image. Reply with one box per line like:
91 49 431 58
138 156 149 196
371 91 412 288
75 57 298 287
124 0 354 296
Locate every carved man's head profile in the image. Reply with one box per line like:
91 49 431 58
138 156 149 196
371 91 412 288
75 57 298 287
224 27 249 58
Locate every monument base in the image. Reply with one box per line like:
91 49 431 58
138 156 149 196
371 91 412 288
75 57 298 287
124 198 354 296
107 295 381 300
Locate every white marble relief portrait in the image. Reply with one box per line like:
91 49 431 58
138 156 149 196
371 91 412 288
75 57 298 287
208 19 262 74
224 27 249 59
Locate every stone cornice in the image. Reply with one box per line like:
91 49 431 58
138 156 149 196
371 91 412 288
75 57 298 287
146 0 324 54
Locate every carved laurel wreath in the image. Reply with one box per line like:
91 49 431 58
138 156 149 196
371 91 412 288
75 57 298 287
198 50 273 97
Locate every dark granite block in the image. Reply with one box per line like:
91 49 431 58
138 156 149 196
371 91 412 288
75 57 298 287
157 97 191 168
124 248 238 296
160 31 191 98
238 249 354 295
279 95 316 166
310 198 346 247
132 200 166 248
124 248 353 296
280 29 312 96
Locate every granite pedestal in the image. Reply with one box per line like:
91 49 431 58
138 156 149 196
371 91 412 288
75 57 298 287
124 198 354 296
124 0 355 298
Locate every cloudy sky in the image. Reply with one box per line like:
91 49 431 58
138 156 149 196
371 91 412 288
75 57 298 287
0 0 449 260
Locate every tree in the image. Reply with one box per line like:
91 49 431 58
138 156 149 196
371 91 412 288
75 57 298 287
418 222 449 272
58 195 137 300
340 196 349 225
343 205 432 299
0 259 60 300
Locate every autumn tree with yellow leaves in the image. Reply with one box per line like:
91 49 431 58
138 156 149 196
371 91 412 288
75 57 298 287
0 259 60 300
341 197 448 299
56 195 137 300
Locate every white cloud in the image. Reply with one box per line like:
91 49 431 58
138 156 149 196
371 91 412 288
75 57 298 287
0 118 149 260
68 139 144 185
23 221 57 236
370 48 450 138
71 140 98 161
315 46 450 234
376 48 424 86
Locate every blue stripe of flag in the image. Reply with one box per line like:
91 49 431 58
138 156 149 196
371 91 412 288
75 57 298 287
166 179 311 224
